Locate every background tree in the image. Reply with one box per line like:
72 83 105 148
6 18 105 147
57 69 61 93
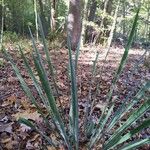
0 0 150 48
0 0 4 49
67 0 82 51
34 0 38 40
84 0 97 43
38 0 49 36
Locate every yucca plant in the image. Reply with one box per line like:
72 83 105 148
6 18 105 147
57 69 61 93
3 7 150 150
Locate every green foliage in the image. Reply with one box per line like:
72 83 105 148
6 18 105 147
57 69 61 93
3 31 19 42
67 36 79 149
4 0 35 34
0 58 5 67
3 8 150 149
1 0 150 45
2 32 32 54
56 0 68 24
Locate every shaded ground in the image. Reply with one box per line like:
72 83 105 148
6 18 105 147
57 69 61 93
0 44 150 149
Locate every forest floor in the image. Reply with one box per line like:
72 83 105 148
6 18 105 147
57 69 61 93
0 43 150 150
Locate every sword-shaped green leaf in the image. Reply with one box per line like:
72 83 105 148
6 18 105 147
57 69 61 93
18 46 49 109
104 98 150 150
107 81 150 131
89 103 114 148
118 138 150 150
18 118 56 146
33 54 71 149
67 36 79 150
115 119 150 147
107 7 140 102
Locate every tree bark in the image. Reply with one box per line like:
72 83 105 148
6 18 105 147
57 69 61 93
80 0 88 47
94 0 114 44
34 0 38 40
67 0 82 51
88 0 97 22
38 0 49 36
122 0 126 35
0 0 4 49
103 0 113 32
85 0 97 43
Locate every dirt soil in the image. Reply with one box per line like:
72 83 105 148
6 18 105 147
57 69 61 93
0 44 150 149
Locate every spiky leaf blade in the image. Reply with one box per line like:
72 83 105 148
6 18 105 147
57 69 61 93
67 37 79 150
104 98 150 150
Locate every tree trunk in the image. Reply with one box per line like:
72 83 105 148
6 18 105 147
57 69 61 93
38 0 49 36
85 0 97 43
103 0 113 35
67 0 82 51
94 0 114 44
106 0 120 48
122 0 126 35
34 0 38 40
80 0 89 47
51 0 57 32
0 0 4 49
11 2 22 34
145 3 150 42
88 0 97 21
0 3 2 28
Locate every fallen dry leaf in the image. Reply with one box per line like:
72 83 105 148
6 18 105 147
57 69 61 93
8 76 18 83
47 146 57 150
4 140 18 149
0 123 13 133
20 98 32 109
30 134 40 142
1 137 12 144
13 110 42 123
20 124 32 132
1 95 17 107
26 142 34 149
